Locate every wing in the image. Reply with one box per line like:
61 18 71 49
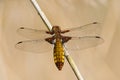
17 27 51 39
15 39 53 53
64 36 104 50
63 22 102 37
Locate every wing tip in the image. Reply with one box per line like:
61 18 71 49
19 27 25 29
17 41 23 44
93 22 98 24
95 36 100 38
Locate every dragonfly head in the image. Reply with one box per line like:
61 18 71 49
52 26 61 33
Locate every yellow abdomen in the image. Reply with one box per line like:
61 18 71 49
54 39 64 70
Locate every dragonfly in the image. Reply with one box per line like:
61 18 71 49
15 22 103 70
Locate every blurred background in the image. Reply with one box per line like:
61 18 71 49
0 0 120 80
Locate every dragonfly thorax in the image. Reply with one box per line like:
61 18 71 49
52 26 62 39
52 26 61 34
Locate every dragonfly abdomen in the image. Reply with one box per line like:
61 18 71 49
54 39 64 70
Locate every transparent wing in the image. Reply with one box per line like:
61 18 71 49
64 36 104 50
63 22 101 37
17 27 50 39
15 39 53 53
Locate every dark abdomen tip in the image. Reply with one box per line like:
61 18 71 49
55 62 64 70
